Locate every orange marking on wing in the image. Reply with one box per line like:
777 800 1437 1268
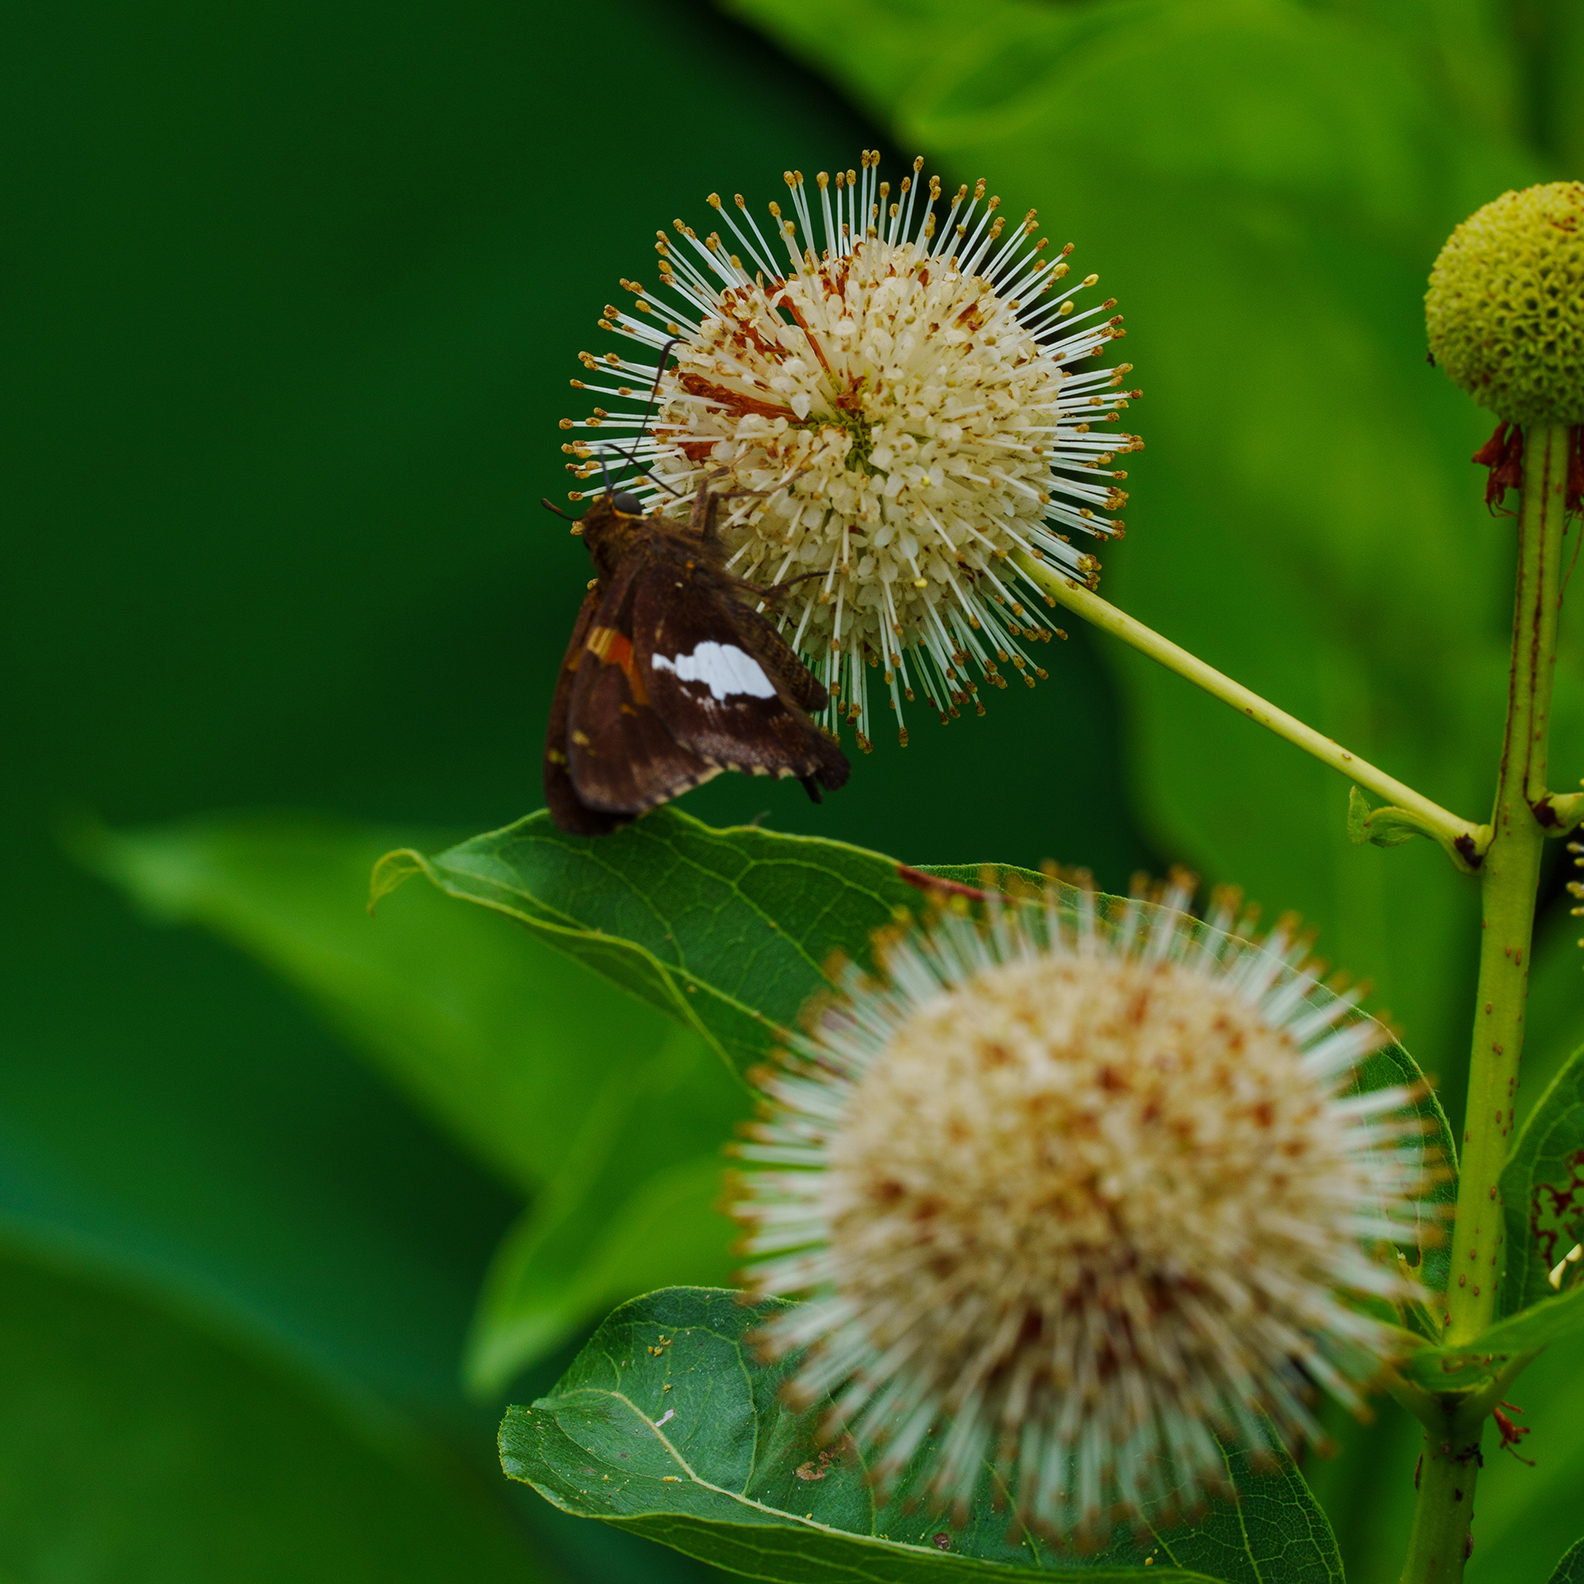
585 625 625 663
585 624 649 706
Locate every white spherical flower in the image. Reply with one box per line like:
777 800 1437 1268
561 151 1141 750
728 876 1437 1542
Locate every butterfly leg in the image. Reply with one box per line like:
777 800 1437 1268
692 473 772 544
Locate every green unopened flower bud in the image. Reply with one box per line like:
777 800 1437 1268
1426 182 1584 426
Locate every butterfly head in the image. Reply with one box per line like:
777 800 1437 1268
571 488 658 578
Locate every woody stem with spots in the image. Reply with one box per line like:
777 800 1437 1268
1444 424 1570 1349
1398 1401 1484 1584
1400 424 1571 1584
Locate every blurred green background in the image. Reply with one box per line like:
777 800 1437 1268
5 1 1584 1580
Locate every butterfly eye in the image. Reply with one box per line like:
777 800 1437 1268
611 490 645 516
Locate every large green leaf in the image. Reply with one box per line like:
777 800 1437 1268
0 1240 551 1584
467 1026 745 1394
86 811 752 1392
373 807 934 1078
1501 1042 1584 1316
502 1287 1344 1584
86 811 682 1194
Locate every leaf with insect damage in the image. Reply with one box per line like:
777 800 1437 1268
501 1286 1344 1584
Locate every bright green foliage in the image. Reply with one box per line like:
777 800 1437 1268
1502 1042 1584 1315
721 0 1584 1190
502 1287 1344 1584
1426 184 1584 425
704 4 1584 1576
0 1244 549 1584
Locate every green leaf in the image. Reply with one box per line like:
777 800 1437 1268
502 1286 1344 1584
1546 1539 1584 1584
1400 1281 1584 1392
1345 787 1430 849
1501 1041 1584 1317
84 811 754 1390
85 811 685 1194
0 1240 552 1583
374 806 931 1078
467 1027 745 1394
1346 788 1371 846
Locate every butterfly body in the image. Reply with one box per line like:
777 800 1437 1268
544 488 850 836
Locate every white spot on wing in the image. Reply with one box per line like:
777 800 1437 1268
652 641 776 701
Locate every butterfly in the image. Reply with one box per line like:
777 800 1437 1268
543 478 851 836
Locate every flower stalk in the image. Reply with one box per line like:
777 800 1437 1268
1399 424 1571 1584
1444 422 1570 1346
1399 1402 1485 1584
1013 552 1483 866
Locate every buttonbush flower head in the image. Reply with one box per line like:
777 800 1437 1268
561 151 1141 749
1426 182 1584 426
728 875 1436 1542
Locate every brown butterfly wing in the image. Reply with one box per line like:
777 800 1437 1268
543 585 625 836
728 597 830 716
561 563 720 821
633 555 849 791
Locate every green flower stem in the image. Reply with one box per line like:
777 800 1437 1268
1013 554 1481 864
1400 424 1570 1584
1400 1408 1485 1584
1445 425 1571 1347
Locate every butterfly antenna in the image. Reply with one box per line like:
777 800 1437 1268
607 335 683 494
541 497 574 520
637 468 682 499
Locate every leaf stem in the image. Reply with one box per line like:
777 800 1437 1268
1401 423 1572 1584
1014 554 1482 867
